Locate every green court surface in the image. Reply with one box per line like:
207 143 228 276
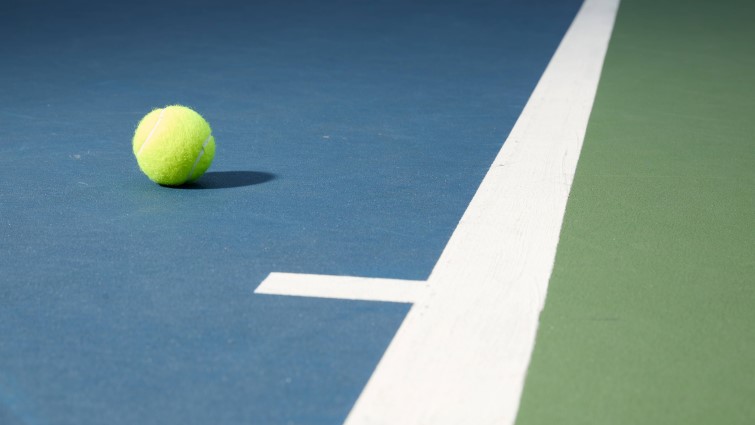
516 0 755 423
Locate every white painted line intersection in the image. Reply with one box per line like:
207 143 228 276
255 0 620 422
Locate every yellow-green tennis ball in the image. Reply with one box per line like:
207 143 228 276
132 105 216 186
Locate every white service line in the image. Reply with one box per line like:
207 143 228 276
256 273 427 304
255 0 619 423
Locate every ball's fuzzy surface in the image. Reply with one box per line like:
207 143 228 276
132 105 216 186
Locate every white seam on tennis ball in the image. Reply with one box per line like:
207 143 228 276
186 134 212 182
137 109 165 156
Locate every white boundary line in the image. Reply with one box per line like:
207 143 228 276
256 273 426 304
255 0 619 422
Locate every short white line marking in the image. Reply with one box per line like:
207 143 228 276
137 109 165 156
186 134 212 181
254 0 619 423
257 273 427 303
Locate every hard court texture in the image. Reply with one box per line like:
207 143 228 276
0 0 581 424
516 0 755 423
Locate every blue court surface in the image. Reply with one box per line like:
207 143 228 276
1 0 583 423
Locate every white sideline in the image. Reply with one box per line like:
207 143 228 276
255 0 620 423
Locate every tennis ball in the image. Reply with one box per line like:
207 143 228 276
132 105 216 186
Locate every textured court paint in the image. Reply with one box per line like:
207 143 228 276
346 2 618 423
516 0 755 424
257 1 619 423
0 0 583 423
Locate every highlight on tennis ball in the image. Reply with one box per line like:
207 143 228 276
132 105 215 186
